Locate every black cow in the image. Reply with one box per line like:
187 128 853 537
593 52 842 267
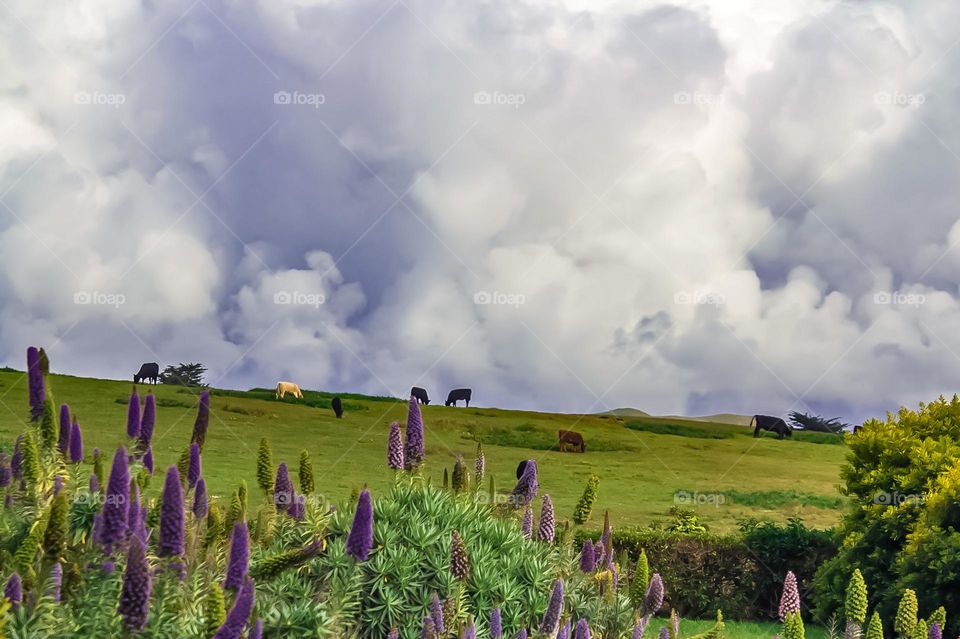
332 396 343 419
411 387 430 405
134 362 159 385
751 414 793 440
445 388 472 407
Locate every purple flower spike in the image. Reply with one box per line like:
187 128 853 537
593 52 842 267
779 571 800 621
517 629 528 639
0 453 9 488
540 578 564 635
346 488 373 561
5 572 22 610
288 493 305 520
645 574 664 615
463 620 477 639
53 474 63 496
187 442 201 489
387 629 399 639
538 495 555 543
511 460 538 507
632 617 649 639
580 539 595 572
89 474 99 493
103 560 115 574
929 622 942 639
27 347 45 422
126 388 141 439
98 447 130 552
139 394 155 447
142 446 154 475
421 615 436 639
213 577 255 639
403 397 424 470
69 419 84 463
429 592 444 634
249 620 263 639
118 536 152 631
58 404 71 455
193 478 209 518
274 463 292 512
559 622 572 639
50 563 62 603
128 484 141 537
521 506 533 539
491 607 502 639
659 627 669 639
224 521 250 590
190 391 210 450
574 619 591 639
158 465 185 557
387 422 404 470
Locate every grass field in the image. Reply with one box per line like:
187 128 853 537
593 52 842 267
0 369 848 532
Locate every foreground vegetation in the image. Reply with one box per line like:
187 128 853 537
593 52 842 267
0 369 847 532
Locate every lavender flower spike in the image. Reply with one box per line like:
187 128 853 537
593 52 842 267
421 615 436 639
248 620 263 639
929 622 942 639
4 572 22 610
213 577 256 639
118 536 152 631
142 446 154 475
191 391 210 450
10 436 22 480
0 454 9 488
538 494 555 543
511 460 538 507
126 388 141 439
158 465 185 557
27 347 45 422
521 506 533 539
128 483 141 538
187 442 202 489
779 571 800 621
517 629 528 639
49 563 63 603
139 393 156 447
387 421 404 470
658 627 669 639
98 447 130 551
430 592 445 634
558 622 571 639
224 521 250 590
574 619 591 639
274 463 292 513
387 629 399 639
580 539 596 572
403 397 425 469
491 607 502 639
69 419 84 463
346 488 373 561
632 616 650 639
193 477 209 518
540 578 564 635
58 404 71 455
463 619 477 639
645 574 664 615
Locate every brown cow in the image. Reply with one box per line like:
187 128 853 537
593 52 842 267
558 430 586 453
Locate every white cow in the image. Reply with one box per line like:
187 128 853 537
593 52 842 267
276 381 304 399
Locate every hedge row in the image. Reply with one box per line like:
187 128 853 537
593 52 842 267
579 517 837 621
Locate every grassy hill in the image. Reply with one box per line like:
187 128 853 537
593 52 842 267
0 369 848 532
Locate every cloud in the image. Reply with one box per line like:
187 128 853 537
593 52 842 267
2 0 960 424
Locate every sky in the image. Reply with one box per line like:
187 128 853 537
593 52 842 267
1 0 959 423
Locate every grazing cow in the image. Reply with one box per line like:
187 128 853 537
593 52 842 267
445 388 472 407
411 386 430 405
276 381 304 400
751 414 793 440
332 396 343 419
558 430 586 453
134 362 160 385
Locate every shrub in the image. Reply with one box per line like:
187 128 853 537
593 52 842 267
159 362 207 387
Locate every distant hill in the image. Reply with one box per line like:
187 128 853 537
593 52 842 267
599 408 752 427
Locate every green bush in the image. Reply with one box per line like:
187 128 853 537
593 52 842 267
812 396 960 635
